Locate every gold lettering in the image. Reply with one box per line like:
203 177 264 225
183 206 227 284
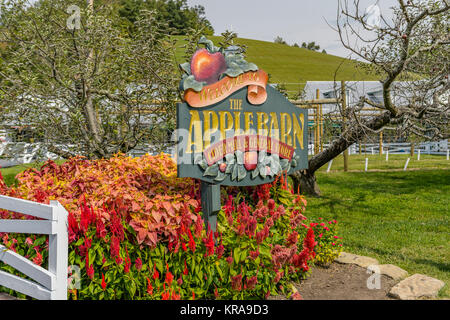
269 112 280 140
244 112 254 135
234 112 243 136
219 111 233 141
292 113 304 149
203 110 219 149
280 113 292 146
257 112 269 136
186 110 202 153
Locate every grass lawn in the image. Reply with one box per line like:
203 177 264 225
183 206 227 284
307 169 450 298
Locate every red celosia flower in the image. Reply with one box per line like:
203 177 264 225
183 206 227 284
147 279 154 296
110 235 120 258
226 256 233 265
152 264 159 280
256 225 269 244
245 275 258 290
192 291 195 300
214 287 219 299
25 237 33 246
271 244 295 269
171 290 181 300
96 218 107 239
231 274 242 291
188 229 196 252
86 255 94 280
177 276 183 286
161 290 170 300
249 249 260 260
304 227 317 258
165 272 174 285
292 292 302 300
215 243 224 259
84 236 92 249
292 248 310 271
267 199 275 211
204 230 214 257
181 242 187 252
124 257 131 273
285 231 298 247
110 211 124 241
32 249 43 266
101 273 106 290
194 215 203 238
135 258 142 271
183 260 189 275
245 216 257 238
274 269 284 283
68 211 79 243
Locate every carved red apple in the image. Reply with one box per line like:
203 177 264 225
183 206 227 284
219 162 227 172
244 151 258 171
190 49 227 85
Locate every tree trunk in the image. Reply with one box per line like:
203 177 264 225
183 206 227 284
291 111 392 197
293 170 321 197
410 142 415 157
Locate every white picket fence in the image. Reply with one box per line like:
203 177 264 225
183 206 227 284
0 195 68 300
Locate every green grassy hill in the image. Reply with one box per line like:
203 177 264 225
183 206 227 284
173 36 379 97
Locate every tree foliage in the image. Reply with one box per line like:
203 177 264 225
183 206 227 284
0 0 183 159
118 0 214 36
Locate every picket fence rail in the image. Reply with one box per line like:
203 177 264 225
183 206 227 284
0 195 68 300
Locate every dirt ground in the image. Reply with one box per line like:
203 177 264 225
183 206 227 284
270 262 398 300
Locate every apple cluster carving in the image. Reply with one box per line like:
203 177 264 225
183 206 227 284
195 150 300 182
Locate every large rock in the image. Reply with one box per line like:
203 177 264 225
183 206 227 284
389 274 445 300
335 252 379 268
378 264 408 281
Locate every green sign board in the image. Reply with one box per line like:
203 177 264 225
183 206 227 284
176 85 308 186
176 37 308 232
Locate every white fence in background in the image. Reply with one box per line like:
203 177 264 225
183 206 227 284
309 140 449 156
0 196 68 300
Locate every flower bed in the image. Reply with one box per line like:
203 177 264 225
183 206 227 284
0 154 342 299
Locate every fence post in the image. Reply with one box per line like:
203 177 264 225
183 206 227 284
48 201 68 300
403 158 410 171
447 150 449 160
417 149 420 161
326 159 333 173
385 150 389 161
365 158 368 172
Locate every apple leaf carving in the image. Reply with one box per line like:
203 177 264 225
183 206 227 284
237 165 247 181
203 163 219 177
183 75 205 92
214 170 226 182
179 62 191 75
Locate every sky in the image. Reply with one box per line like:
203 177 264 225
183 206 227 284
187 0 399 58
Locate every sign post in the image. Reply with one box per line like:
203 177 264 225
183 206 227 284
176 37 308 233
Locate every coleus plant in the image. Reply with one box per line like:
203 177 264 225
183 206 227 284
179 36 258 92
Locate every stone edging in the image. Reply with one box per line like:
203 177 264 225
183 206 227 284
333 251 445 300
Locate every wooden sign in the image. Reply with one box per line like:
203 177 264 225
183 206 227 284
176 37 308 231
